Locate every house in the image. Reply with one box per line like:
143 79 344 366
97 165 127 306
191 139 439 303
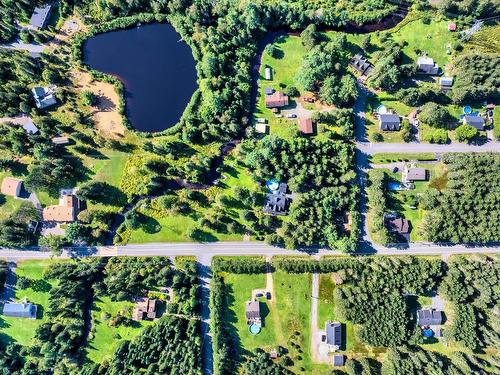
255 123 268 134
52 136 70 145
379 114 401 131
463 115 485 130
439 76 454 91
265 67 272 80
265 87 274 95
322 321 342 352
298 118 314 134
32 86 57 109
349 54 373 75
132 297 158 321
403 167 427 182
245 300 261 324
43 194 81 222
1 177 23 198
22 120 39 135
417 56 439 75
448 23 457 31
3 300 37 319
386 217 410 240
29 4 53 30
263 193 287 215
265 91 289 108
417 309 443 326
333 354 345 367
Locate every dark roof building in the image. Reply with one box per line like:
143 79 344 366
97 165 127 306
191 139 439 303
265 87 274 95
263 193 287 216
386 217 409 241
463 115 485 130
350 54 372 75
333 354 345 367
3 301 37 319
245 300 261 322
417 309 443 326
29 4 53 30
379 114 401 131
132 298 158 321
325 321 342 350
32 86 57 109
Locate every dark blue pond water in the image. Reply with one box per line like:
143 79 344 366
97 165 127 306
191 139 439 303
83 23 197 132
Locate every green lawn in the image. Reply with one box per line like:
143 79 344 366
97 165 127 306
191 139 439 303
370 153 436 164
86 296 153 363
0 259 59 346
494 107 500 140
254 35 307 138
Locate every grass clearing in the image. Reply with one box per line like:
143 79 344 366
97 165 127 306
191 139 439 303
370 153 436 164
0 259 60 346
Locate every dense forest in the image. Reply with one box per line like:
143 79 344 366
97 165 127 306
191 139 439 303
420 153 500 243
242 135 359 251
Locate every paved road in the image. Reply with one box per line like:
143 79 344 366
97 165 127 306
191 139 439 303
0 39 46 56
357 141 500 155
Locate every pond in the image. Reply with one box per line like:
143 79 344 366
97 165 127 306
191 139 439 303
83 23 197 133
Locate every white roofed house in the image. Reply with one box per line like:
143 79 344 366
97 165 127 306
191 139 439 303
32 86 57 110
417 56 439 75
29 4 53 30
22 119 39 135
439 76 453 91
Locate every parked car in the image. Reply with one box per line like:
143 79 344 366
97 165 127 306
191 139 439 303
286 114 297 118
266 292 272 300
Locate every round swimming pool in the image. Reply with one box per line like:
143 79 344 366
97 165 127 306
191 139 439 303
249 324 261 335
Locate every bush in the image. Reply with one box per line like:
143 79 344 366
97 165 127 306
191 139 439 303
419 103 450 128
455 124 478 143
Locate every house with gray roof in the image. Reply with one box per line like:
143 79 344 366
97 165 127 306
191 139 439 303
29 4 53 30
417 56 439 75
333 354 345 367
379 114 401 131
417 309 443 326
463 115 485 130
350 54 373 76
263 183 288 216
403 167 427 183
322 321 342 352
32 86 57 109
3 301 37 319
245 300 261 324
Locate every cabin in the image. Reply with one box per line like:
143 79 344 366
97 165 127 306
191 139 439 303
3 300 37 319
385 217 410 241
463 115 485 130
29 4 53 30
439 76 454 91
298 118 314 134
1 177 23 198
333 354 345 367
321 321 342 352
43 194 81 222
265 67 272 80
265 91 289 108
349 54 373 76
403 167 427 183
32 86 57 109
245 300 261 325
379 114 401 131
417 309 443 326
132 297 158 321
417 56 439 75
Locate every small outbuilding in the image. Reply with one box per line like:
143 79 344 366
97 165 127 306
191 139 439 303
448 23 457 31
255 123 268 134
379 114 401 131
265 67 272 80
1 177 23 198
29 4 53 30
298 118 314 134
333 354 345 367
265 87 274 95
463 115 485 130
439 76 454 91
22 120 39 135
52 136 70 145
3 300 37 319
417 56 439 75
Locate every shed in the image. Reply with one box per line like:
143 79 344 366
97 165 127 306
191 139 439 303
29 4 53 30
417 309 443 326
298 118 314 134
52 136 70 145
333 354 345 367
439 76 454 89
255 123 268 134
3 301 37 319
463 115 485 130
22 120 39 135
448 23 457 31
379 114 401 131
265 67 272 80
1 177 23 197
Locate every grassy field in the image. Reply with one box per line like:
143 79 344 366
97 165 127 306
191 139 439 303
494 107 500 140
0 259 59 346
370 153 436 164
86 296 153 363
254 35 307 138
223 270 330 374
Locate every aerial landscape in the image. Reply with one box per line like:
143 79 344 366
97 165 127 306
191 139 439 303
0 0 498 374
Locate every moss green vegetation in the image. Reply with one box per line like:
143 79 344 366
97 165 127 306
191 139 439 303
0 259 59 346
86 296 153 363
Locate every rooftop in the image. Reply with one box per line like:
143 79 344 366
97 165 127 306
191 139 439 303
3 302 37 319
265 91 289 108
298 118 314 134
29 4 53 30
1 177 23 197
417 309 443 326
42 194 81 222
405 167 427 181
245 300 260 320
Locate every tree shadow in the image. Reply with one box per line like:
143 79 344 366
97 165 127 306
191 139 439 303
138 214 162 234
224 283 250 361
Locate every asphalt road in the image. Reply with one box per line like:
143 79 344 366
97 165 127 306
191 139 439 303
357 141 500 155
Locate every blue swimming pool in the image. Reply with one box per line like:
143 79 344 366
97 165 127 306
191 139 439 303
388 181 404 191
